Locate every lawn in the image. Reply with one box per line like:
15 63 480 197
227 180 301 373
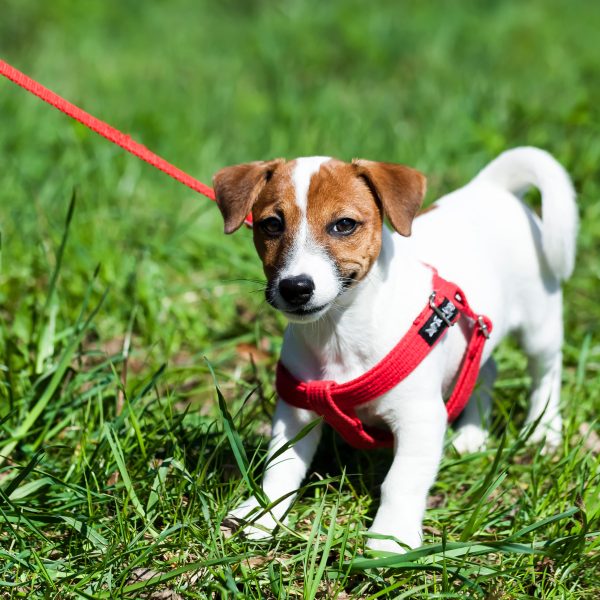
1 0 599 597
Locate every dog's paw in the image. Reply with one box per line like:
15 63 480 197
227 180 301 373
526 420 562 455
365 527 421 554
452 424 488 454
222 517 276 540
227 496 261 521
239 520 276 540
223 496 279 540
527 428 562 455
366 536 408 554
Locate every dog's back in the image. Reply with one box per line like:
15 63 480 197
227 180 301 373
411 147 577 343
411 147 576 453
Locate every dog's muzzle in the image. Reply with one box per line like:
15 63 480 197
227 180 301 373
277 275 315 307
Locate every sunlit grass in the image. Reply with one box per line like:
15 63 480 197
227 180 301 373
1 0 599 597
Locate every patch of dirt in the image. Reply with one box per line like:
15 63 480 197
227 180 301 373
427 493 446 509
126 568 184 600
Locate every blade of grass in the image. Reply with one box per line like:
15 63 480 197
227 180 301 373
35 189 76 374
207 358 268 506
2 448 45 496
0 284 107 465
306 473 344 600
102 422 154 534
59 515 109 552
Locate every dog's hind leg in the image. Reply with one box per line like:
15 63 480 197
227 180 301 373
520 294 564 452
451 358 496 454
523 350 563 451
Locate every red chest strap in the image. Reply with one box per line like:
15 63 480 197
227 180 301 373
275 269 493 450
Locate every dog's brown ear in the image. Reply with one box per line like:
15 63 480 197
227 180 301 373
213 159 284 234
352 159 427 236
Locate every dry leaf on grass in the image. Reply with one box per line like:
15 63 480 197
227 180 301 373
236 342 271 362
579 423 600 455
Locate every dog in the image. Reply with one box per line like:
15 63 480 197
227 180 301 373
213 147 577 552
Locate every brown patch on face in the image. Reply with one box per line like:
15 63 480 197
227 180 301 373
306 160 384 285
352 160 426 236
250 160 301 281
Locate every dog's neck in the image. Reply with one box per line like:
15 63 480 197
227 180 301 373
282 227 430 382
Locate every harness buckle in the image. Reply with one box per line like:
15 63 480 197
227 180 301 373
429 292 455 327
477 316 490 339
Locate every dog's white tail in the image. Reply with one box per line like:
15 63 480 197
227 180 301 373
474 147 577 280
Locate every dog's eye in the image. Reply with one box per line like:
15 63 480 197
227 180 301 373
330 218 358 236
259 216 284 236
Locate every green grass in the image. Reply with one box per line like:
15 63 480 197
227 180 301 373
1 0 599 597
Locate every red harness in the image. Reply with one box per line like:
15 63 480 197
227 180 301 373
275 269 493 449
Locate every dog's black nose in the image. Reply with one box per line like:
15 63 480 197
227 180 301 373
278 275 315 306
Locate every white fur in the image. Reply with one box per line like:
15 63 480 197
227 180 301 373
474 147 577 280
228 147 577 552
291 156 331 213
271 157 340 320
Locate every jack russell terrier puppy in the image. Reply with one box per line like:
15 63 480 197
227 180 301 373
213 147 577 552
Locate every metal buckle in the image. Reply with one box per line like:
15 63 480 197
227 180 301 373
428 292 455 327
477 316 490 339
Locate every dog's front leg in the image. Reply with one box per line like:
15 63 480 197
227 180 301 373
226 398 321 539
367 395 446 553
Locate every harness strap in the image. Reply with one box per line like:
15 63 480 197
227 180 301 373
276 268 493 449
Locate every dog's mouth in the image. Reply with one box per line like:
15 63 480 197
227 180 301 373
280 302 331 323
265 284 332 321
283 303 329 317
264 272 362 322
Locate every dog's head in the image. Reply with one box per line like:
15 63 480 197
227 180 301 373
213 157 426 323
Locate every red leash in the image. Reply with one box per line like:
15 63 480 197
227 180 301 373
0 58 252 226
